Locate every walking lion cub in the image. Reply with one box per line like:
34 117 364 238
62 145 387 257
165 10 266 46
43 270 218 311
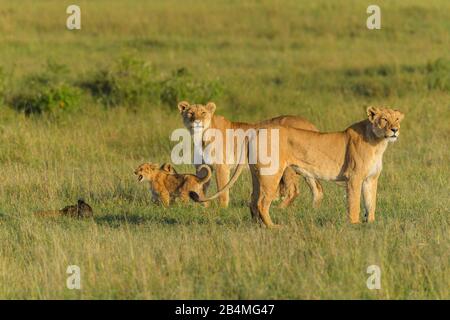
134 162 212 207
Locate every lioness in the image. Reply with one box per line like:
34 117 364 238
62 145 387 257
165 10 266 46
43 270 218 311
177 101 323 209
134 162 212 207
192 107 404 228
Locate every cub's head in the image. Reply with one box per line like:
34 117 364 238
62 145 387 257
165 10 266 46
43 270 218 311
177 101 216 134
76 199 93 218
367 107 405 142
134 163 159 182
134 162 176 182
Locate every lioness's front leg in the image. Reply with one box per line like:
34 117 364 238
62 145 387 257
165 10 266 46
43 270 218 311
346 177 363 224
362 174 379 222
215 164 230 208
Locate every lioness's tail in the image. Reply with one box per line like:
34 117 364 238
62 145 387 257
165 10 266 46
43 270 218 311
190 138 248 203
197 165 212 185
34 210 62 217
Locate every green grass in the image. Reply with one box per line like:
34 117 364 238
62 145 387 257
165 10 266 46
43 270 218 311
0 0 448 299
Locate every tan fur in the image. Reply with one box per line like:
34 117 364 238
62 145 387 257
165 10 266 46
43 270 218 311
177 101 323 208
134 162 212 207
194 107 404 228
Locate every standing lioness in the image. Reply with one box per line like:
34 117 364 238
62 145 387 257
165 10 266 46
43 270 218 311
177 101 323 208
192 107 405 228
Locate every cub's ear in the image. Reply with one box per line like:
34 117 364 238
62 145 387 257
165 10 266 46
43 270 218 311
366 106 379 123
177 101 190 113
161 163 175 173
206 102 216 114
395 110 405 122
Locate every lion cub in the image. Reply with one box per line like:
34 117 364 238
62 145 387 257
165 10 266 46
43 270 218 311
134 162 212 207
35 199 94 218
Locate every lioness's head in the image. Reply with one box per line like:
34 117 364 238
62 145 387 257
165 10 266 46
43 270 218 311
134 162 176 182
367 107 405 142
177 101 216 134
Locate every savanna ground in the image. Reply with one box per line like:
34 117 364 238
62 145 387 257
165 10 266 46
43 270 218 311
0 0 448 299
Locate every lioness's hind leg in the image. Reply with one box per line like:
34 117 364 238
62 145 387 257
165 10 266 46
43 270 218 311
249 166 262 223
256 169 285 228
257 192 280 229
278 167 300 209
305 177 323 208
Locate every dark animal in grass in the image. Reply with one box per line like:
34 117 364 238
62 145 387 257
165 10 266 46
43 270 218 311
34 199 93 218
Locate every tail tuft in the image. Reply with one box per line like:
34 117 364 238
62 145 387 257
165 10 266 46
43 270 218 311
189 191 201 202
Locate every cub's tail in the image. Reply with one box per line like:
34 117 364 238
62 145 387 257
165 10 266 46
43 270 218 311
197 165 213 185
190 137 248 203
189 162 245 203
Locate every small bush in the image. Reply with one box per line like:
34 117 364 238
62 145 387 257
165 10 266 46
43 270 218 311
346 78 393 97
10 85 81 115
9 62 81 115
81 56 160 108
338 59 450 97
82 58 223 108
426 58 450 92
339 63 426 98
344 65 396 78
160 68 223 106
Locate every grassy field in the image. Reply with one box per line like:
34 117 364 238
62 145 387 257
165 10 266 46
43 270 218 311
0 0 448 299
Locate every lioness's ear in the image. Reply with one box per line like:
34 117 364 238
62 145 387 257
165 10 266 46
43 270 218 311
367 106 379 123
206 102 216 114
395 110 405 122
178 101 190 113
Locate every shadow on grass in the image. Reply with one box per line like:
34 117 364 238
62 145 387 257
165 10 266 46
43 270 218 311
94 204 251 228
94 214 179 227
94 211 246 228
